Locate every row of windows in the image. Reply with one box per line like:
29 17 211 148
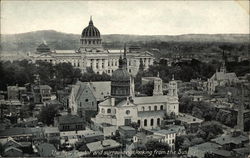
141 105 164 111
138 118 161 127
81 40 101 45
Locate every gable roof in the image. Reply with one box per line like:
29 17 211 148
4 146 23 153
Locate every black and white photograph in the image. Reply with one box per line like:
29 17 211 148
0 0 249 157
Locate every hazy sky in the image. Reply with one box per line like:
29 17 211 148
1 1 249 35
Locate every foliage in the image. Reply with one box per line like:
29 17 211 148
0 60 110 91
198 121 223 141
145 140 170 156
38 105 58 126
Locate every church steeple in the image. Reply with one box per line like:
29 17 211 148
123 44 127 69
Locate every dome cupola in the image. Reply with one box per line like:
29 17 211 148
111 49 131 100
80 16 102 51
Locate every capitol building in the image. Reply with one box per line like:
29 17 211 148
29 17 154 76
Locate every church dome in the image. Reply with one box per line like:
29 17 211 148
81 17 100 38
111 56 130 82
111 69 130 82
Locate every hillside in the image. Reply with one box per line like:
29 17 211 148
0 30 249 52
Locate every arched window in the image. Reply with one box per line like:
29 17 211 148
151 119 154 126
142 107 145 111
137 120 141 126
144 119 147 126
107 108 111 113
154 106 157 111
157 118 161 125
160 105 164 110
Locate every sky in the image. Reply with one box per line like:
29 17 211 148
1 1 249 35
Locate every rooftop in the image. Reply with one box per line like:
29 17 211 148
58 114 83 124
176 113 204 124
119 126 136 131
86 139 121 152
211 134 249 145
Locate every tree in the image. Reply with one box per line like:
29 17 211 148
38 105 58 126
145 140 170 156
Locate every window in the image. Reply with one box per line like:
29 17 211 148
150 119 154 126
85 99 88 102
126 110 130 115
80 102 82 107
160 105 164 110
154 106 157 111
157 118 160 125
149 106 151 111
101 108 105 113
142 107 145 111
137 120 140 126
144 119 147 126
107 109 111 113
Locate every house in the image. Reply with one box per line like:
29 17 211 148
7 85 27 101
164 125 186 136
57 86 72 109
86 139 122 153
60 130 104 145
176 113 203 133
211 132 249 150
36 143 57 157
43 127 60 144
69 81 111 118
207 63 239 94
5 99 23 116
0 127 43 141
152 129 176 151
18 117 38 127
54 112 85 132
32 85 52 103
118 126 137 139
187 142 231 158
3 146 23 157
133 132 147 144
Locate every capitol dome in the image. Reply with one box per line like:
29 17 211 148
81 18 100 38
80 16 102 50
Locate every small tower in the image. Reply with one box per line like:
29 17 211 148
220 61 226 73
168 75 178 97
153 73 163 96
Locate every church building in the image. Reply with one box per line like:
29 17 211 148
91 51 179 133
29 17 154 76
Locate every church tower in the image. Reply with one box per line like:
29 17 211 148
166 74 179 116
153 73 163 96
168 75 178 97
111 50 130 101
